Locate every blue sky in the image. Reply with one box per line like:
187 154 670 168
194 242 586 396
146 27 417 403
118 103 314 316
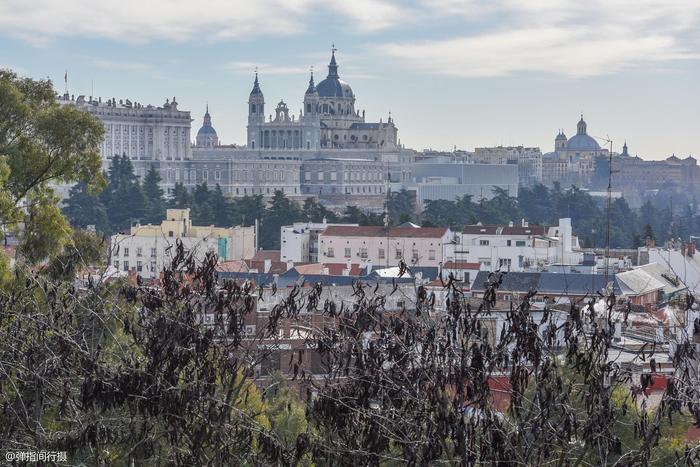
1 0 699 159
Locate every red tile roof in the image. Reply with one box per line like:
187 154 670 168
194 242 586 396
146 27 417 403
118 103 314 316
324 263 364 276
294 263 327 275
251 250 281 262
216 260 250 273
321 225 448 238
443 261 481 270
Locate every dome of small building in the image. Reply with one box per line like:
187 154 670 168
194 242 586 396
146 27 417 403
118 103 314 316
197 124 217 136
316 50 354 99
195 105 219 147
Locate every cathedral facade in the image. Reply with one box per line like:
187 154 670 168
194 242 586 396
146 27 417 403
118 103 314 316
246 50 398 152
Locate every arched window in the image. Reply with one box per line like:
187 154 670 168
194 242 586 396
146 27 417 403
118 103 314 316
251 104 256 113
306 103 311 113
251 141 255 149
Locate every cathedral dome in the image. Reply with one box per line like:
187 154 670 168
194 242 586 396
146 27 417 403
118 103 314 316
566 134 600 151
566 115 600 151
197 124 217 136
316 49 354 98
316 78 354 98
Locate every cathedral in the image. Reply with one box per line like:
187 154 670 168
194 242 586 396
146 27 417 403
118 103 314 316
246 49 398 151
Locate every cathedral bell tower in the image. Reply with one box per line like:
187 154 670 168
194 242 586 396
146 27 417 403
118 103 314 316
247 71 265 149
302 69 321 150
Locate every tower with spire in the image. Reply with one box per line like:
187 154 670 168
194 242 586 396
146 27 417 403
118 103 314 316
302 68 321 150
247 71 265 149
243 47 398 151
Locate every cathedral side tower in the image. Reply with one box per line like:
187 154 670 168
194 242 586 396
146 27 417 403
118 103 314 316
302 70 321 150
247 72 265 149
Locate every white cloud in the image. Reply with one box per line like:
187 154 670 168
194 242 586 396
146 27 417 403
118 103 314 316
0 0 407 44
379 0 700 78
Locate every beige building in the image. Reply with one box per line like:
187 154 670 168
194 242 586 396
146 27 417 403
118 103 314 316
109 209 255 278
318 225 453 268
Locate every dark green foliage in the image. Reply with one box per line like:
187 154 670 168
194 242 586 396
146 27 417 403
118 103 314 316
100 154 145 232
260 190 305 249
342 205 384 226
386 189 416 224
63 181 109 233
302 197 338 223
142 165 166 224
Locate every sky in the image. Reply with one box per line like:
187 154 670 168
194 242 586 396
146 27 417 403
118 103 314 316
1 0 699 159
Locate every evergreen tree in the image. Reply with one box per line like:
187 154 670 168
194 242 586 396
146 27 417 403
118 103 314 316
170 182 193 209
210 184 231 226
192 182 214 225
302 197 338 223
101 154 145 232
63 181 109 233
142 165 166 224
260 191 304 249
386 189 416 224
231 195 265 227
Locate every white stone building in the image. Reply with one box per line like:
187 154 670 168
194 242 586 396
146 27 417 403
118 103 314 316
280 220 359 263
109 209 255 279
318 225 454 268
456 218 582 272
57 93 192 164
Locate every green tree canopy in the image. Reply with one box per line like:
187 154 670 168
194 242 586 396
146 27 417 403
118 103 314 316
0 70 105 264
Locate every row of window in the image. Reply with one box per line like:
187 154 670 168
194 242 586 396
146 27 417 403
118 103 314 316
476 239 527 247
304 171 383 182
116 247 157 258
114 260 156 272
325 247 436 261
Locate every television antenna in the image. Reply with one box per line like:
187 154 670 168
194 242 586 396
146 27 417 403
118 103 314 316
593 134 618 289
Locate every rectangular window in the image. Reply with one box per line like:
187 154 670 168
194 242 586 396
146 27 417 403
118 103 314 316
345 247 351 258
499 258 512 269
318 172 324 181
412 249 419 260
123 247 129 257
113 260 119 269
330 172 337 181
137 261 143 272
327 247 334 258
305 172 311 181
359 247 368 259
150 261 156 272
516 240 526 247
428 249 436 260
479 240 489 246
378 248 385 259
123 261 129 271
395 249 402 260
136 247 143 257
507 240 511 246
150 247 157 257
